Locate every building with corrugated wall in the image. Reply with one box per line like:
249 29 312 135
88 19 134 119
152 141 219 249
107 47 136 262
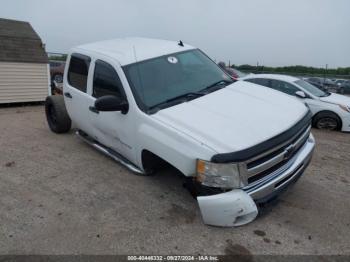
0 18 49 103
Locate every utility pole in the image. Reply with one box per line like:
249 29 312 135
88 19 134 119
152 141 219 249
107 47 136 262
324 64 328 82
256 62 259 73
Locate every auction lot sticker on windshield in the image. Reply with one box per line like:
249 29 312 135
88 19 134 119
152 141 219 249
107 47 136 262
167 56 178 64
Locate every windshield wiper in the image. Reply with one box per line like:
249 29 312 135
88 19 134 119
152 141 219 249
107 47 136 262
199 79 233 94
147 92 204 113
147 80 233 114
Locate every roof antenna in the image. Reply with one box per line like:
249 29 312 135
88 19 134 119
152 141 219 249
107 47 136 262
178 40 184 47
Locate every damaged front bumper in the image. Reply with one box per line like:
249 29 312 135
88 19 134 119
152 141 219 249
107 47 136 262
197 134 315 227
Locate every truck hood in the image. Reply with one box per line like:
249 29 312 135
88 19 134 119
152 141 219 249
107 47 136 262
319 93 350 106
152 81 308 153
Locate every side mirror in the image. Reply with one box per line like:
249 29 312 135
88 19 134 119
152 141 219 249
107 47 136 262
95 95 129 114
295 91 306 98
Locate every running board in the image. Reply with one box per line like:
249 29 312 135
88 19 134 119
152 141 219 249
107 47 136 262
76 130 145 175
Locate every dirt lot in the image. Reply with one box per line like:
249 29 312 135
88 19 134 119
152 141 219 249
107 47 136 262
0 105 349 255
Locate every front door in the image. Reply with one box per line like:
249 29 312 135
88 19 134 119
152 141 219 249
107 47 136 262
89 59 136 162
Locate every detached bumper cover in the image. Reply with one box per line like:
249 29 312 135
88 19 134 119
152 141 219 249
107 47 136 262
197 134 315 227
198 189 258 227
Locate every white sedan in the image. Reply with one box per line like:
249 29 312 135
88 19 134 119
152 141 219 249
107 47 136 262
242 74 350 131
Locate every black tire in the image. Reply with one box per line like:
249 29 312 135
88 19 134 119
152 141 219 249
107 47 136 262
339 88 345 94
45 95 71 133
313 112 341 131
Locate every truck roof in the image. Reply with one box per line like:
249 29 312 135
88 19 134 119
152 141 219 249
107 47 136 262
74 37 195 66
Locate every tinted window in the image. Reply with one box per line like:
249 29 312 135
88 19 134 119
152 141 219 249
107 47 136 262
246 78 270 87
270 80 300 95
93 60 124 98
123 49 232 110
294 80 326 97
67 54 91 92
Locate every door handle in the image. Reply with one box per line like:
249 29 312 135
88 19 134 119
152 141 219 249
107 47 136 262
89 106 99 114
64 92 72 98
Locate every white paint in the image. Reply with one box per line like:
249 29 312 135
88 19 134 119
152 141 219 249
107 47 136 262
46 63 51 96
62 38 315 227
198 190 258 227
243 74 350 132
74 37 195 66
153 81 308 154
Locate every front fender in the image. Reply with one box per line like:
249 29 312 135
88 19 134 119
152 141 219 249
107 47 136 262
136 121 216 176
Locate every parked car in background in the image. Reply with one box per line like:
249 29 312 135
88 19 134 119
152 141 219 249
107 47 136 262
305 77 342 94
243 74 350 132
335 79 350 94
218 62 247 79
49 60 66 83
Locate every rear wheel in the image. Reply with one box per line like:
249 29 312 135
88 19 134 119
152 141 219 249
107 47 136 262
45 95 71 133
313 112 341 131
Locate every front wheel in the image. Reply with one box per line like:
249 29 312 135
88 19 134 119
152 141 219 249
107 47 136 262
45 95 71 133
313 112 341 131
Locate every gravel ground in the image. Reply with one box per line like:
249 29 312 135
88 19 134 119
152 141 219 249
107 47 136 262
0 105 349 255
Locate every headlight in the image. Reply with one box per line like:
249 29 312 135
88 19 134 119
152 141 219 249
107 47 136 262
339 104 350 113
196 159 243 189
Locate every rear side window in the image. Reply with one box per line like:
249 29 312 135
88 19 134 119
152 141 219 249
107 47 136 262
270 80 300 95
67 53 91 92
93 60 124 98
246 78 270 87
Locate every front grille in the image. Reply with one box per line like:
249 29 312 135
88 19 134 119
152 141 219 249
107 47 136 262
240 124 311 186
248 157 291 184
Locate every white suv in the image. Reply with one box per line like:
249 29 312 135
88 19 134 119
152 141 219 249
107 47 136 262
45 38 315 227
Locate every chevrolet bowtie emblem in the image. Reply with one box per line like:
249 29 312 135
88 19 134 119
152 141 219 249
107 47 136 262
284 145 295 160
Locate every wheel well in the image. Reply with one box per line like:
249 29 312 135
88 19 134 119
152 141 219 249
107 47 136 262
141 150 174 173
312 110 342 130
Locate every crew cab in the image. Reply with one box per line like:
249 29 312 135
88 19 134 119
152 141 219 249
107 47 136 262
45 38 315 227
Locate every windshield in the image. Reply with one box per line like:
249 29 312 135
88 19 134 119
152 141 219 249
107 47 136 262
123 49 233 111
295 79 329 97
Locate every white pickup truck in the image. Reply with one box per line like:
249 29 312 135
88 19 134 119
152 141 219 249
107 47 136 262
45 38 315 227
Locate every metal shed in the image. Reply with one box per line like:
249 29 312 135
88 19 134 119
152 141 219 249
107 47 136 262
0 18 49 103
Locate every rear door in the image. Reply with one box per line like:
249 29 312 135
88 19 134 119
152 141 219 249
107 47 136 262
63 53 94 136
